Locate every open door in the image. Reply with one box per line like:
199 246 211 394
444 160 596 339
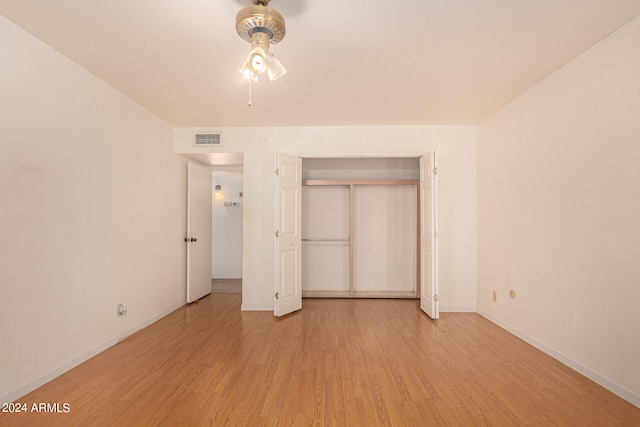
186 162 212 303
420 152 439 319
274 152 302 316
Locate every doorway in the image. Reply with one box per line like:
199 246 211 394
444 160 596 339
301 157 420 298
211 157 244 295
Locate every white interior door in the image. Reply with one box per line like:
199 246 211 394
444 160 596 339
274 152 302 316
186 162 212 303
420 152 439 319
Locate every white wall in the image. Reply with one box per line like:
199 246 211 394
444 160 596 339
477 16 640 406
212 171 243 278
0 17 187 403
176 126 477 312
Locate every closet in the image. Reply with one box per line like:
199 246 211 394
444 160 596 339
302 158 420 298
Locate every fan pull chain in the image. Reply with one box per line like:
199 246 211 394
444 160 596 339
248 78 252 107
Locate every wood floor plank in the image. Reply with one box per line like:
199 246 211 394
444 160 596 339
2 295 640 426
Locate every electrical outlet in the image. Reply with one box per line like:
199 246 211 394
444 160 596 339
117 304 127 317
492 291 497 302
509 290 516 299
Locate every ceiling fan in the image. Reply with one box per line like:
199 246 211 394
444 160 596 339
236 0 287 82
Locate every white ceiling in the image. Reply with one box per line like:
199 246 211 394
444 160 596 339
2 0 640 127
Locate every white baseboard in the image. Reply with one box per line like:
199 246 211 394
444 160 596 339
477 307 640 409
241 302 273 311
440 305 476 313
1 300 185 405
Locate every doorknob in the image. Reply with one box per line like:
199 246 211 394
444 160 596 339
191 238 197 242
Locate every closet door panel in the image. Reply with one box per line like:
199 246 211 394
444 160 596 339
302 186 349 239
353 185 417 293
302 186 350 292
302 242 350 291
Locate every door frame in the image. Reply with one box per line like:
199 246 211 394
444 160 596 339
291 154 439 317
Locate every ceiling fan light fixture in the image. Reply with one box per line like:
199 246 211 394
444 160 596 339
236 0 286 82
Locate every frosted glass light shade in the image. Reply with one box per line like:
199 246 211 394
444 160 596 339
247 46 268 73
267 54 287 81
239 62 258 81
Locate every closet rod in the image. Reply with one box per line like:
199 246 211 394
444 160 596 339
303 179 418 186
302 238 349 242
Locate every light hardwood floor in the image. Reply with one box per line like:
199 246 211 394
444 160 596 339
211 278 242 294
2 295 639 426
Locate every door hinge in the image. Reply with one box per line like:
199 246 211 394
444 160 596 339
275 168 279 175
275 292 279 299
433 167 438 174
434 294 439 301
275 230 279 237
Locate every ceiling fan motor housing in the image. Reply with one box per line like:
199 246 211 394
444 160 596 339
236 2 286 45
